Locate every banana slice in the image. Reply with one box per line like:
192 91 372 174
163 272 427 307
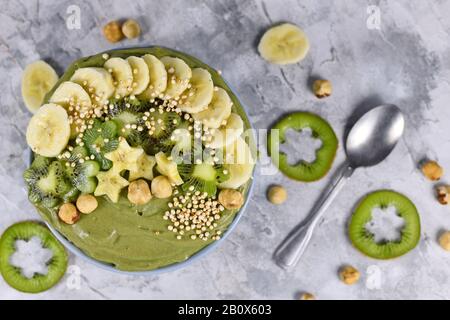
104 57 134 98
70 67 115 104
49 81 93 139
218 137 255 189
179 68 213 114
26 103 70 157
192 87 232 129
139 54 168 100
21 60 59 113
160 56 192 99
49 81 92 110
207 113 244 149
155 152 183 185
126 56 150 95
258 23 310 65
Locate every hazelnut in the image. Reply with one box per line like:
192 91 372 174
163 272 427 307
439 231 450 251
218 189 244 210
312 79 332 98
122 19 141 39
58 203 80 225
267 185 287 204
436 185 450 205
151 176 173 199
103 21 124 43
76 194 98 214
127 179 152 205
421 160 443 181
339 265 360 285
299 292 316 300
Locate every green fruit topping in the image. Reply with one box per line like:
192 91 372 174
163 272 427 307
82 119 119 170
24 159 72 208
178 162 229 196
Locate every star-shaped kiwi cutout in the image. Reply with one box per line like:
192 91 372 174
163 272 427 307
129 153 156 181
105 136 144 173
94 168 130 203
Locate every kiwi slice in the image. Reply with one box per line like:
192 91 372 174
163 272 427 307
107 98 145 141
0 221 68 293
159 120 193 156
178 162 229 196
349 190 421 259
148 109 181 141
24 159 72 208
64 159 100 194
82 119 119 170
267 112 338 181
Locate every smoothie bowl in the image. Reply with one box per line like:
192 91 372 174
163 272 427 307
23 47 255 273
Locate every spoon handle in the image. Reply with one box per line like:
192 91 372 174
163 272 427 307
274 165 354 270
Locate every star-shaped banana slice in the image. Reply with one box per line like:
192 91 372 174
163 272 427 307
129 153 156 181
94 168 130 203
105 137 143 172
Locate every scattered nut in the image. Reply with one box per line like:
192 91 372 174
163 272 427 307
267 185 287 204
298 292 316 300
339 265 360 285
103 21 124 43
58 203 80 225
76 194 98 214
122 19 141 39
421 160 443 181
312 79 332 98
436 185 450 205
218 189 244 210
439 231 450 251
151 175 173 199
128 179 152 205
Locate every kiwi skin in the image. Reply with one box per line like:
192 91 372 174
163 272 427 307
0 221 68 293
349 190 421 260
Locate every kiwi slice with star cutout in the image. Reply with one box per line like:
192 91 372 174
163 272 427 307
267 112 338 182
349 190 421 259
0 221 68 293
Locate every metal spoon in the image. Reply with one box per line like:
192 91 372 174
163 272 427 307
273 104 405 270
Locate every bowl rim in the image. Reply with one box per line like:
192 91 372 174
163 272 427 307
30 46 256 275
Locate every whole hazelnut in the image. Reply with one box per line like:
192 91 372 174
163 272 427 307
151 176 173 199
421 160 443 181
299 292 316 300
312 79 332 98
58 203 80 225
436 185 450 205
128 179 152 205
218 189 244 210
339 265 360 285
103 21 124 43
439 231 450 251
122 19 141 39
76 194 98 214
267 185 287 204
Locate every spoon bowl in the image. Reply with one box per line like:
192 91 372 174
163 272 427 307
346 104 405 168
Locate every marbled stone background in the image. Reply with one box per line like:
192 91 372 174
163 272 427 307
1 0 450 300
